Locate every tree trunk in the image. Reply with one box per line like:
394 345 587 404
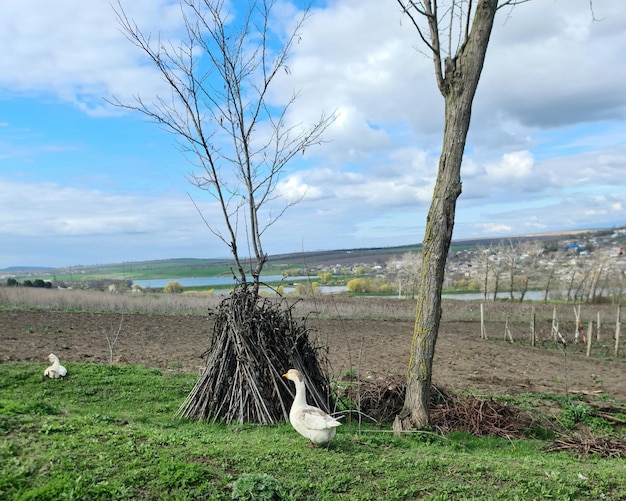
401 0 498 428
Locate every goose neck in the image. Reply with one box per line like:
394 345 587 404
293 380 308 406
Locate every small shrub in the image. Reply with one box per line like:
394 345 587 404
341 368 357 380
346 278 372 293
231 473 285 500
559 402 594 429
319 271 333 284
163 281 183 293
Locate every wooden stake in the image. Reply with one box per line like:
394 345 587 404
597 311 601 342
586 320 593 357
551 307 559 348
574 305 582 344
480 303 487 340
504 315 514 343
552 306 557 342
530 306 536 347
615 305 621 358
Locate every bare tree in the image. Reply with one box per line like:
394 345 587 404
111 0 334 295
517 240 544 301
390 252 423 299
396 0 528 428
475 244 502 301
503 241 517 300
112 0 336 424
476 245 491 301
606 255 626 303
490 247 503 301
541 247 564 301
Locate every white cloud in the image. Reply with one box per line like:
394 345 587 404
0 0 183 115
277 175 322 202
0 178 191 238
475 223 513 235
476 1 626 132
485 151 534 181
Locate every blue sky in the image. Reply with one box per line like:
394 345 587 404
1 0 625 268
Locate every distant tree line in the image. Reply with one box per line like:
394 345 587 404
6 278 52 288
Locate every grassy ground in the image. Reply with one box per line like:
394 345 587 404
1 362 625 500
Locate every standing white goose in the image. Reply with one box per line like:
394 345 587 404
283 368 341 446
44 353 67 379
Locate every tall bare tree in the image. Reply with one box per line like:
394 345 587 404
112 0 336 424
111 0 334 295
517 240 544 301
396 0 528 427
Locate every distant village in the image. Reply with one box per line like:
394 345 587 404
3 227 626 302
285 228 626 302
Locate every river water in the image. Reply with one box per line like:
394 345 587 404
133 276 549 300
132 275 306 288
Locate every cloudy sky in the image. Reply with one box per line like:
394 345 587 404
1 0 625 268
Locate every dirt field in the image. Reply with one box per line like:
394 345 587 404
2 300 625 404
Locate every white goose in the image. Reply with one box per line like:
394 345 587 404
283 368 341 446
44 353 67 379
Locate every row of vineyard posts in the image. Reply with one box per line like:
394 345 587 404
480 303 622 358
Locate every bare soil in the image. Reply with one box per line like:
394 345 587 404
2 302 624 404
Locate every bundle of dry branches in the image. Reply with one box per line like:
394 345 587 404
343 374 406 423
429 388 533 438
176 286 333 424
344 376 533 438
544 434 626 458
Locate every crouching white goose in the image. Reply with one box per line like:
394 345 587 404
283 368 341 446
44 353 67 379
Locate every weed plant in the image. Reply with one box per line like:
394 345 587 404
1 362 625 500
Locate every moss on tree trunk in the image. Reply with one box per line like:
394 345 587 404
401 0 499 428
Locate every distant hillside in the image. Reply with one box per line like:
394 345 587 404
3 226 622 281
266 227 617 267
1 266 53 272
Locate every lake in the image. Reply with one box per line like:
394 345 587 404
132 275 307 288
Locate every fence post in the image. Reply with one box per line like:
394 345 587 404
480 303 487 340
615 305 621 358
552 306 557 342
530 306 536 347
586 320 593 357
551 306 559 348
574 305 582 344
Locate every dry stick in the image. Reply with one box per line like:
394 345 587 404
504 315 514 344
105 314 124 365
574 305 582 344
597 311 601 342
586 320 593 357
615 304 621 358
556 332 570 399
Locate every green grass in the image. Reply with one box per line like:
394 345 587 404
1 363 625 500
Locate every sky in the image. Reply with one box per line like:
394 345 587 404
1 0 625 268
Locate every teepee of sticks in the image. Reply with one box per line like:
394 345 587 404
176 285 334 424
